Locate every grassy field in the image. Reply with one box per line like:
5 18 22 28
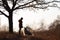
0 28 60 40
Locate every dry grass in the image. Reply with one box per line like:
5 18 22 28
0 28 60 40
0 24 60 40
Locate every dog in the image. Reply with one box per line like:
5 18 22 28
20 27 34 36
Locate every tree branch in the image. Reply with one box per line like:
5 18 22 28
2 0 10 12
37 0 60 5
12 0 18 9
14 0 60 10
0 10 8 18
14 0 34 10
14 4 36 10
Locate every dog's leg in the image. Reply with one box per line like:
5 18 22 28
21 28 26 36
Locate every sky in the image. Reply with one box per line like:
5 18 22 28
0 0 60 32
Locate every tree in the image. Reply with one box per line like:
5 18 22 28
0 0 60 33
0 0 34 33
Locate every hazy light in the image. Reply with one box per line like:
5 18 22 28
13 7 60 32
0 0 60 32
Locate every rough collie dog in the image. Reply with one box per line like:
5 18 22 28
20 27 34 36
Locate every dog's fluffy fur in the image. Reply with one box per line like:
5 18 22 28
20 27 34 36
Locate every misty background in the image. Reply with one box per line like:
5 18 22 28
0 0 60 32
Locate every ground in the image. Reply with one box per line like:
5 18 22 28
0 28 60 40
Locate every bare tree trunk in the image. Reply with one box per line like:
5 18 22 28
8 11 13 33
